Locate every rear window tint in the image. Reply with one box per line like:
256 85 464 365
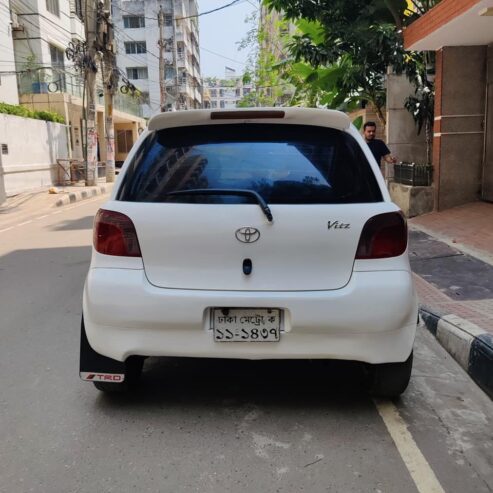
117 124 383 204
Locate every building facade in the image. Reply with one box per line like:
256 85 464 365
1 0 146 196
404 0 493 210
113 0 202 117
204 71 253 109
0 0 20 104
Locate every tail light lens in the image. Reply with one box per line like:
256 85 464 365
356 212 407 259
93 209 141 257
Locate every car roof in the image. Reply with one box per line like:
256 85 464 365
147 107 351 132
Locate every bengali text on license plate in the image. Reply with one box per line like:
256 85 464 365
212 308 281 342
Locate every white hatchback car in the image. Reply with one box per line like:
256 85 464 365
80 108 417 396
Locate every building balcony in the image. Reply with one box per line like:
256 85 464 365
17 70 143 118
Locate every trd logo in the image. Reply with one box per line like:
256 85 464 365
86 373 124 382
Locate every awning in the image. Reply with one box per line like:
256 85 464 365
404 0 493 51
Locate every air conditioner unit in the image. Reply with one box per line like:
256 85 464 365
11 12 24 32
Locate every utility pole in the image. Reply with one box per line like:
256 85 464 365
101 0 117 182
158 6 166 112
171 0 179 110
83 0 99 186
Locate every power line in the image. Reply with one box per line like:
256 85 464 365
114 4 159 21
200 47 246 66
115 0 246 22
177 0 244 20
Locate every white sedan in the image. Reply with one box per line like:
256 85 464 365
80 107 417 396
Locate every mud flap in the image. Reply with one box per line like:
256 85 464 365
80 318 126 383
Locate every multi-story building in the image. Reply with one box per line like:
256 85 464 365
1 0 146 193
0 0 19 104
204 72 253 109
113 0 202 117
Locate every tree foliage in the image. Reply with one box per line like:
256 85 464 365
262 0 417 124
262 0 438 161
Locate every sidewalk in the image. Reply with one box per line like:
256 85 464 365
409 201 493 398
0 183 113 229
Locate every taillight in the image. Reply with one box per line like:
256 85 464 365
356 212 407 259
93 209 141 257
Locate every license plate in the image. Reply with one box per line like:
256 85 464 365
212 308 282 342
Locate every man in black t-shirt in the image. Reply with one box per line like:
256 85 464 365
363 121 397 168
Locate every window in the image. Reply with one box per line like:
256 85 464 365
165 67 175 80
117 124 383 205
164 14 172 26
74 0 83 20
50 44 65 90
46 0 59 16
117 130 134 154
209 89 217 97
50 44 65 68
219 100 225 108
126 67 148 79
211 101 217 108
125 41 146 54
123 16 145 28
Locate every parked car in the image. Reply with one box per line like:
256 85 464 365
80 107 417 396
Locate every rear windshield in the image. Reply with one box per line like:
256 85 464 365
117 124 383 204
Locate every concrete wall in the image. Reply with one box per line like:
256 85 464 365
434 46 486 210
0 0 19 105
386 73 426 164
0 113 69 197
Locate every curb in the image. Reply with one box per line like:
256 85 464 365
54 185 112 207
420 307 493 399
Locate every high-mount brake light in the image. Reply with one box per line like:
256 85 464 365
211 110 285 120
356 212 407 259
93 209 141 257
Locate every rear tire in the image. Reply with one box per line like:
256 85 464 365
366 352 413 398
93 356 144 393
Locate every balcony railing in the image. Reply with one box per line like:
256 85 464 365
17 69 143 118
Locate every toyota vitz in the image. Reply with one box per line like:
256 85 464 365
80 108 417 396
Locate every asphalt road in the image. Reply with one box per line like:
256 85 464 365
0 196 492 493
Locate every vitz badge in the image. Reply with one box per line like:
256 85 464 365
327 221 350 230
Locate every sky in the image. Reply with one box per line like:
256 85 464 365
198 0 259 78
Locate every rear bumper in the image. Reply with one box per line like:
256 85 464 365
83 269 417 364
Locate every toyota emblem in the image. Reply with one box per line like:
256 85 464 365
235 227 260 243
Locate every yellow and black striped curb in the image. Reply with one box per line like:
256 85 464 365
54 184 113 207
420 307 493 399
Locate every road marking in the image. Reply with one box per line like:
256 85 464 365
0 195 105 234
374 399 446 493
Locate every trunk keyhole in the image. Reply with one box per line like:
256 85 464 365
243 258 253 275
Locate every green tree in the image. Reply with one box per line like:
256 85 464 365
262 0 438 161
262 1 414 124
